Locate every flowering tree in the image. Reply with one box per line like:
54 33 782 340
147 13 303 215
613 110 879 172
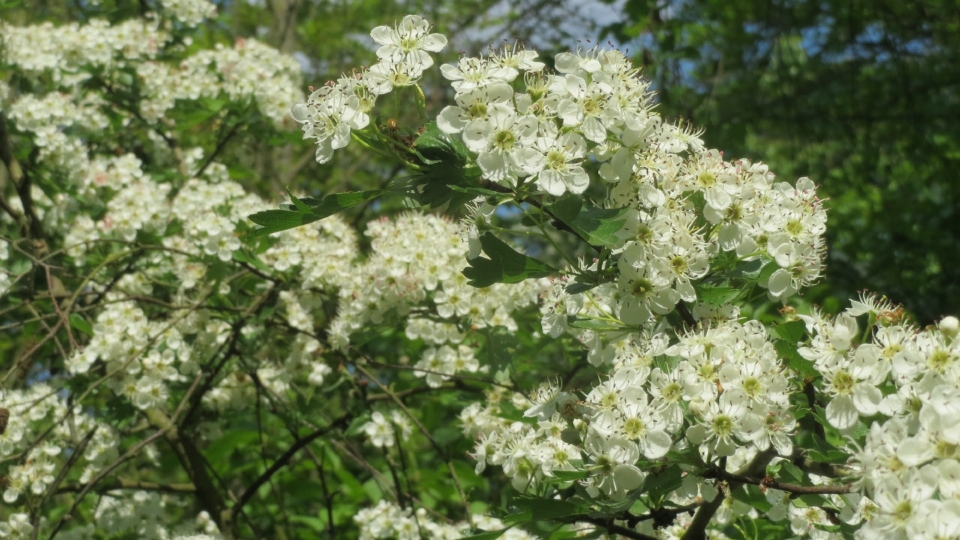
1 3 957 540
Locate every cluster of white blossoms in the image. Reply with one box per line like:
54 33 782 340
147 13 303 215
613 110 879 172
290 15 447 162
354 500 541 539
0 18 167 84
327 213 545 351
794 299 960 540
0 385 120 508
65 492 221 540
463 320 791 499
158 0 217 27
138 38 304 125
361 410 413 448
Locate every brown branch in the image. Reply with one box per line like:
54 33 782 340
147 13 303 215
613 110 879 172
230 415 350 522
572 516 658 540
57 479 196 494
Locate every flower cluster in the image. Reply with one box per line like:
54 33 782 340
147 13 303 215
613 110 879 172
290 15 447 163
0 385 120 506
138 38 304 125
464 320 795 501
796 298 960 539
354 500 540 539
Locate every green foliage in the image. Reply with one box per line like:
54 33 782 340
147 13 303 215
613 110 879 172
463 232 559 287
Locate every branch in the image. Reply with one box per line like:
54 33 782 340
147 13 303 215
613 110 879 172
573 516 657 540
0 113 45 242
681 449 777 540
230 415 350 523
58 479 196 494
713 470 854 495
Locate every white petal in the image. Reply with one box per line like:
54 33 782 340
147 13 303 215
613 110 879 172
422 33 448 52
290 103 310 123
852 382 882 416
897 436 934 467
767 268 792 298
642 430 672 459
826 395 858 430
437 106 466 134
369 26 396 45
614 464 644 491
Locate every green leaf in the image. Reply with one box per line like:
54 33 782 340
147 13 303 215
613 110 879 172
696 284 740 305
413 122 472 164
482 327 521 371
69 313 94 337
285 187 313 214
566 317 623 331
412 122 483 210
642 465 684 500
731 484 772 512
545 469 590 483
246 190 380 239
463 232 558 287
512 497 586 521
459 529 510 540
546 193 630 247
774 320 807 343
776 340 817 379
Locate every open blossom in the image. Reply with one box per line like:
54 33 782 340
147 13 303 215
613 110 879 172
462 107 542 185
370 15 447 71
291 85 370 163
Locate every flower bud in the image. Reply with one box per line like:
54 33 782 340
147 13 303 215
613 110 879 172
940 316 960 339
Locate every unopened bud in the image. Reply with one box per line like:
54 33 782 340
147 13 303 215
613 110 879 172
940 316 959 339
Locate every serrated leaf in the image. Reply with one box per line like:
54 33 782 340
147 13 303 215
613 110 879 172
413 122 471 163
69 313 94 336
696 284 740 305
246 190 380 239
774 320 807 343
564 279 600 295
546 469 591 482
482 327 521 371
567 317 623 331
513 497 586 521
463 232 557 287
546 193 629 247
642 465 684 500
459 529 509 540
731 484 772 512
776 340 817 378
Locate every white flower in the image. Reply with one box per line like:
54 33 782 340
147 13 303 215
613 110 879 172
436 82 513 135
291 85 370 164
363 411 395 448
462 108 541 185
531 132 589 196
582 432 645 500
686 389 763 458
370 15 446 71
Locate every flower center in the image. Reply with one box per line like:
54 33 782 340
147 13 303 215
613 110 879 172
697 171 716 188
623 417 645 438
492 130 517 151
786 219 803 236
669 255 687 275
467 102 488 119
928 349 953 373
831 370 854 394
712 415 734 437
743 377 762 396
630 278 654 298
546 150 567 170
